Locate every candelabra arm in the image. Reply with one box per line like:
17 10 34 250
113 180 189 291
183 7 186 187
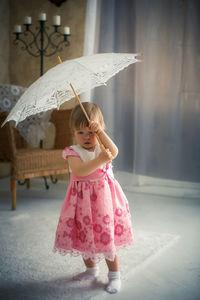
13 35 40 57
45 37 70 57
42 28 70 56
28 28 43 55
42 27 53 53
47 29 63 47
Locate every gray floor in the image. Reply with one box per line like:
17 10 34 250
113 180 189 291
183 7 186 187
0 177 200 300
110 191 200 300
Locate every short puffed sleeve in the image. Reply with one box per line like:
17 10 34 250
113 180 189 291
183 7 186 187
62 147 80 160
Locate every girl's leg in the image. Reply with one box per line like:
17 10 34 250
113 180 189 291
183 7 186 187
105 255 119 271
73 257 99 281
83 258 97 268
105 255 121 294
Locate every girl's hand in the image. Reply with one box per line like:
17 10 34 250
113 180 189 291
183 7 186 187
89 120 103 135
98 148 113 164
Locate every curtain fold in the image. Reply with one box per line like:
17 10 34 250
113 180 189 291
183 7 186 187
84 0 200 183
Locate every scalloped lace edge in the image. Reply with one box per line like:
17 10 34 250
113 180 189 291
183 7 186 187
53 243 133 263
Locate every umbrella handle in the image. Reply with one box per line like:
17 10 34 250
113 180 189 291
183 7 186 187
69 83 105 151
56 56 105 151
69 83 90 123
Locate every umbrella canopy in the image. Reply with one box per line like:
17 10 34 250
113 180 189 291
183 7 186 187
3 53 140 126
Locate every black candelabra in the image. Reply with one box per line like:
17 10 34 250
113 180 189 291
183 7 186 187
13 13 71 76
13 13 70 189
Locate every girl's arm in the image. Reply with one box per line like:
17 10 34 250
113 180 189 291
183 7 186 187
97 130 118 158
89 121 119 158
68 149 112 177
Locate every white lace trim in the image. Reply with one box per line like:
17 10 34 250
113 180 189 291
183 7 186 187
53 243 133 263
71 144 102 164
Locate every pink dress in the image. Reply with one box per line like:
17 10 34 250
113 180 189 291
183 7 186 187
53 144 133 262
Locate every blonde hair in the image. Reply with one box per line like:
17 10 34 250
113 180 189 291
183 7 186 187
69 102 105 132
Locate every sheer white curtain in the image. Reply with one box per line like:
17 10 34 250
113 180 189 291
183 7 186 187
84 0 200 184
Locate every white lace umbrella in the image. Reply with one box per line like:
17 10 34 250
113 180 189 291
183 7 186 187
3 53 141 126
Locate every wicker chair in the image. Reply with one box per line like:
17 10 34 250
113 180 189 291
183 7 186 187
0 109 73 210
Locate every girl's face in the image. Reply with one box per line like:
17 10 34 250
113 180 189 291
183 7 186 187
74 127 97 151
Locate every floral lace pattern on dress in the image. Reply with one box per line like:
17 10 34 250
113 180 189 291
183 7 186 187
54 146 133 262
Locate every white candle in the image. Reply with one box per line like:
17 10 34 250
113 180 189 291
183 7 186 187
14 25 22 33
63 26 70 35
53 15 61 26
24 16 32 24
39 13 46 21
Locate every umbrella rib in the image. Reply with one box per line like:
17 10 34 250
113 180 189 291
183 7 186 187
70 60 101 81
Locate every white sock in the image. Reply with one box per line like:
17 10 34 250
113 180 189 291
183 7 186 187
73 267 99 281
106 271 121 294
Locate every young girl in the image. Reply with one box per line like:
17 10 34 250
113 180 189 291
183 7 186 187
53 102 133 294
